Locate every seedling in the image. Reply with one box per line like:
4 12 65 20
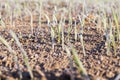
102 10 111 55
67 0 73 42
55 13 64 43
0 15 6 28
57 17 62 43
51 24 55 50
78 15 86 56
25 8 33 36
61 15 65 50
112 8 120 42
38 0 43 29
103 8 117 55
50 9 58 50
44 14 55 49
0 36 22 79
74 20 77 41
65 44 89 80
9 30 34 79
44 14 50 32
109 19 116 55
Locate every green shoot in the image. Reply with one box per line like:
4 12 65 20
38 0 43 29
9 30 34 79
0 36 22 79
109 19 116 55
62 16 65 50
57 18 62 43
57 14 64 43
0 15 6 29
65 44 89 80
71 47 89 79
50 12 57 50
44 13 55 49
25 8 33 36
64 45 74 76
74 20 77 41
112 8 120 42
44 14 50 33
78 15 86 56
51 24 55 50
67 0 73 42
102 9 111 55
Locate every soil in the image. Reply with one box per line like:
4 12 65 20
0 1 120 80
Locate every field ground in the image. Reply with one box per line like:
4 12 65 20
0 0 120 80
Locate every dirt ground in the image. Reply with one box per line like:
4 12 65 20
0 1 120 80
